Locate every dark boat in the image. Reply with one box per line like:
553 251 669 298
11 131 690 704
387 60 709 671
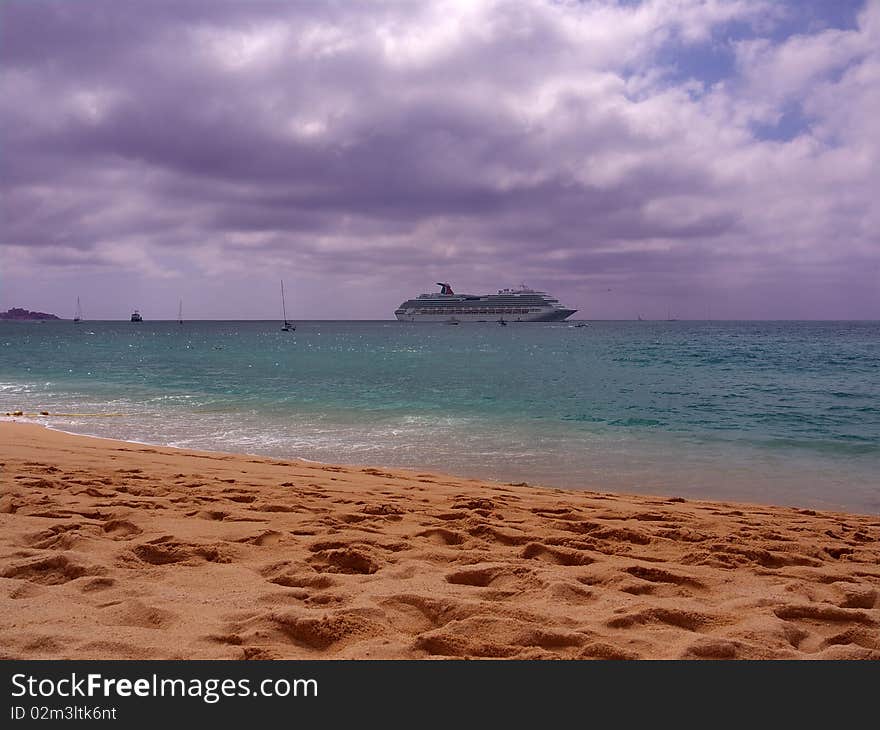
280 280 295 332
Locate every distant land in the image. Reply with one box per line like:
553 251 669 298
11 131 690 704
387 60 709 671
0 308 60 321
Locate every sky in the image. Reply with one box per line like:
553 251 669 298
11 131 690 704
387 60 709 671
1 0 878 320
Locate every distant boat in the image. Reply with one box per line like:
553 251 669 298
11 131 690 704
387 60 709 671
130 310 143 322
666 308 677 322
280 280 294 332
497 317 507 326
73 297 83 323
177 299 183 325
575 322 588 328
445 317 460 325
637 313 643 321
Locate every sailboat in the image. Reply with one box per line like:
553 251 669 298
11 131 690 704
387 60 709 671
177 299 183 325
73 297 83 323
280 280 295 332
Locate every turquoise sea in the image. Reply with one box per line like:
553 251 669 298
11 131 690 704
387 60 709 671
1 320 878 514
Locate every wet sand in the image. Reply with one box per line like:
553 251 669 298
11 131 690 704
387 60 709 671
1 421 878 659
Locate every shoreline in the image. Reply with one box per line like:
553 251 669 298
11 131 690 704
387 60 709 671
3 414 873 516
8 417 868 516
1 421 878 659
0 414 349 472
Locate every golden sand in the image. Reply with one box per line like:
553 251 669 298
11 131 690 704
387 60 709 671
1 421 878 659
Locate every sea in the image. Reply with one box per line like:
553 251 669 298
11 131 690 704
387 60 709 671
1 319 878 514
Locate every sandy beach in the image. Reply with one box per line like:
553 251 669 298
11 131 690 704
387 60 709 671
1 421 878 660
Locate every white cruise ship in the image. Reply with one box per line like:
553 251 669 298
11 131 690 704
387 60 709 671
395 283 577 322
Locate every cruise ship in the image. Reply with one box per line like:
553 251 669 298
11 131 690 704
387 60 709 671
395 283 576 322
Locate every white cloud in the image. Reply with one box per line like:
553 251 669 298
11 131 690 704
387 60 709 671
1 0 877 317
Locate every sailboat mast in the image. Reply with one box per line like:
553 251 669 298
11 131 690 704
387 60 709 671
178 299 183 324
279 279 295 331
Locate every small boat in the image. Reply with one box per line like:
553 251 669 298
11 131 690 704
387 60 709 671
130 310 143 322
446 317 460 325
73 297 83 323
177 299 183 325
280 280 295 332
497 317 507 326
575 322 588 328
637 313 643 321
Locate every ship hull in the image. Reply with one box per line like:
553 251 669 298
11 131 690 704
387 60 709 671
395 308 576 322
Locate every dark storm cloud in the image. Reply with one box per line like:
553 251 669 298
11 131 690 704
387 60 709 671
1 0 878 318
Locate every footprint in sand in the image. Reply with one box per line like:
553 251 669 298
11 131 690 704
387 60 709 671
78 577 116 593
445 565 525 589
773 604 876 625
521 542 594 566
8 582 46 600
379 594 467 634
415 616 585 659
623 565 705 589
236 530 283 547
129 538 232 566
606 607 717 632
102 519 143 540
266 572 336 590
102 599 177 629
23 524 89 550
264 609 383 652
308 547 379 575
416 528 466 546
681 638 739 659
1 554 99 586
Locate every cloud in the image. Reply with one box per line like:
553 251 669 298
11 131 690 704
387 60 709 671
1 0 877 318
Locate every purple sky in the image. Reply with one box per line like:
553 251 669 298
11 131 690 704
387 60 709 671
1 0 878 320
